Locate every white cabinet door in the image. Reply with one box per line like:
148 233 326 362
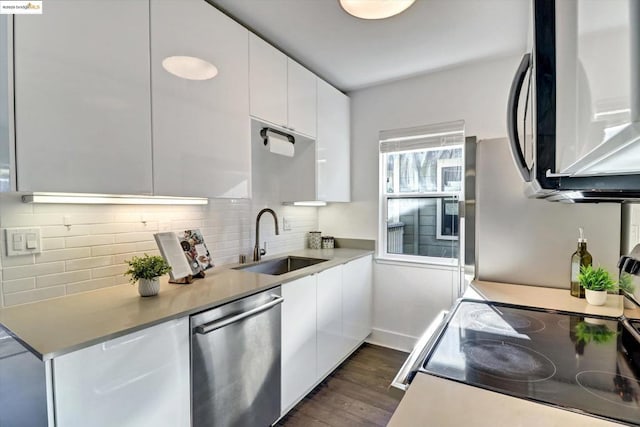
342 255 373 352
317 79 351 202
287 60 316 137
281 275 317 414
151 0 250 198
316 265 344 380
13 0 153 194
53 318 190 427
249 34 287 127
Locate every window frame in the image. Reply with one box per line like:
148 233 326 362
378 146 463 266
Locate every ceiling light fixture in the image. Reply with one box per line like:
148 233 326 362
162 56 218 80
339 0 415 20
22 192 209 205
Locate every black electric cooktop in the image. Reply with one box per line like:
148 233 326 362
422 300 640 425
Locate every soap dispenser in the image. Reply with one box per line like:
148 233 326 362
570 227 593 298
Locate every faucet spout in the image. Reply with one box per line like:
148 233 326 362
254 208 279 262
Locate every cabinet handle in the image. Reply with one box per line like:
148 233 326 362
195 295 284 334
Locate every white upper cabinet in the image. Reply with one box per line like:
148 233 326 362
249 35 316 137
151 0 250 198
287 60 317 137
317 79 351 202
249 34 287 129
13 0 153 195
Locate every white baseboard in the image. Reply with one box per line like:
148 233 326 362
365 328 416 353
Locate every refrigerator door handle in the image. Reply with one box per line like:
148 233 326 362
507 53 533 183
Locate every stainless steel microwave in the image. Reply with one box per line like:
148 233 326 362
508 0 640 203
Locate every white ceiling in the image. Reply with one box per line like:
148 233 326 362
210 0 531 92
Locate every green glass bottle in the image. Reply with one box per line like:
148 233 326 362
570 228 592 298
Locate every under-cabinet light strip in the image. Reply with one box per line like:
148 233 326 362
282 201 327 207
22 193 208 205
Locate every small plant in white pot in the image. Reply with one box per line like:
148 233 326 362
125 254 172 297
578 265 617 306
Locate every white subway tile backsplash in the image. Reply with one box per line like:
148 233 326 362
66 277 117 295
37 270 91 288
91 243 139 257
41 238 65 251
92 264 128 279
3 277 35 294
3 286 66 306
66 235 114 248
0 254 35 267
0 197 318 307
41 225 92 238
66 256 113 271
113 232 154 244
4 262 65 281
35 247 91 263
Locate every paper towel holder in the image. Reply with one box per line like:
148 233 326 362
260 127 295 146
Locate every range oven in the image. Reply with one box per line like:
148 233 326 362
393 299 640 425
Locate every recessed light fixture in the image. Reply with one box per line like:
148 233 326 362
162 56 218 81
339 0 415 20
22 192 209 205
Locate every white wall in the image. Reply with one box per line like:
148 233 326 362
0 194 317 308
319 54 525 351
476 138 620 287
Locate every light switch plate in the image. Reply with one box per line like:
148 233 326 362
283 217 292 231
5 228 41 256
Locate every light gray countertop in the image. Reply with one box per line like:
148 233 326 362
0 248 372 360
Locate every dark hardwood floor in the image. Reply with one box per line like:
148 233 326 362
278 343 409 427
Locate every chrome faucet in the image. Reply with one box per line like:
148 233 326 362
254 208 279 262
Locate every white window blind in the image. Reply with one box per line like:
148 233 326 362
379 120 465 154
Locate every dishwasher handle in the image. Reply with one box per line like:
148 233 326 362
195 295 284 335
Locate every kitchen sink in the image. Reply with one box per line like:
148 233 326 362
234 256 328 276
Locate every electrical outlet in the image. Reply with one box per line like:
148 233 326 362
5 227 41 256
283 217 292 231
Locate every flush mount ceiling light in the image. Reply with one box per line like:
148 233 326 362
339 0 415 19
162 56 218 80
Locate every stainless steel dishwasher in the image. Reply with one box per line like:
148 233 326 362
191 287 283 427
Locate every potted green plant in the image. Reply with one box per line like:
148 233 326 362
124 254 172 297
578 265 617 306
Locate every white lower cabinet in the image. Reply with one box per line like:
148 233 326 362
281 275 317 414
316 265 345 379
52 318 190 427
343 255 373 352
281 255 373 417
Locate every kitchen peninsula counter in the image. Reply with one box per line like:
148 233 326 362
0 248 372 360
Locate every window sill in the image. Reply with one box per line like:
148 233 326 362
374 256 458 270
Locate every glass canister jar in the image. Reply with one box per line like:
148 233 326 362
322 236 335 249
308 231 322 249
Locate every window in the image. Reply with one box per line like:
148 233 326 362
379 121 464 264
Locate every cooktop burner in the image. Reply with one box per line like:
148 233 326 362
577 370 640 408
422 300 640 425
463 339 556 382
464 308 546 334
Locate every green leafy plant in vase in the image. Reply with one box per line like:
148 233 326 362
124 254 172 297
578 265 617 306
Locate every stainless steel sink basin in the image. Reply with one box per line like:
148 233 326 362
234 256 328 276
